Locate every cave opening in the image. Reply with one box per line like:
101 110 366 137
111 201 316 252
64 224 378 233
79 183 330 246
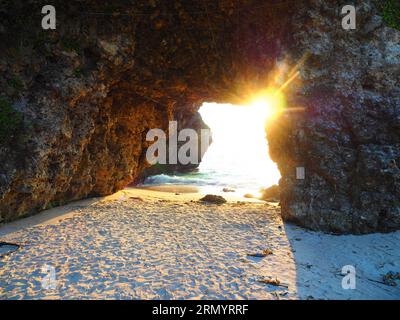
143 102 281 197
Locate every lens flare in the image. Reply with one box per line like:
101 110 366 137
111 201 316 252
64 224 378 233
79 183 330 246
249 89 286 120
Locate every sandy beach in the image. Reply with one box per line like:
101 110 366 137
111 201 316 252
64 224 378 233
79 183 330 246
0 187 399 300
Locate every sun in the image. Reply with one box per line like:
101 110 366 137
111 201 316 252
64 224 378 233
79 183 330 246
249 89 286 121
199 102 282 193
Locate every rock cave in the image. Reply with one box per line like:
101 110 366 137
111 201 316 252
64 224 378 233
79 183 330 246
0 0 399 234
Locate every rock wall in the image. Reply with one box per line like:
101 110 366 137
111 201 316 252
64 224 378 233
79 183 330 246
134 111 212 183
0 0 291 222
0 1 399 234
267 0 400 234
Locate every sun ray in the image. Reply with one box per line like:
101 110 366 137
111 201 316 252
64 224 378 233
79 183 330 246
276 70 300 94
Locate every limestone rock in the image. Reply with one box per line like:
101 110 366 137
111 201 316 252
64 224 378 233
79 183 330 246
0 1 399 234
267 0 400 234
260 185 280 202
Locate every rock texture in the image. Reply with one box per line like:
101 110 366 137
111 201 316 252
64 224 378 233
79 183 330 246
134 111 212 183
0 1 399 234
267 0 400 233
0 0 291 222
260 185 280 202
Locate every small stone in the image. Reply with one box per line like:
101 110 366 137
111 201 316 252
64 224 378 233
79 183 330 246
247 249 273 258
199 194 227 204
383 271 400 286
258 277 288 288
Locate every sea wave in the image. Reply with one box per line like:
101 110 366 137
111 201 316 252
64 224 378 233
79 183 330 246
142 170 275 191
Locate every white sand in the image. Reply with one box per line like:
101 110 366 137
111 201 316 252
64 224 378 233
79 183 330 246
0 187 399 300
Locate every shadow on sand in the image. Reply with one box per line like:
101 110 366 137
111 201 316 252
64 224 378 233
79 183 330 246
283 223 400 300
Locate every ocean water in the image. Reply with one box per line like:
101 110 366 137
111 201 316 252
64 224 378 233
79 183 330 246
142 103 281 194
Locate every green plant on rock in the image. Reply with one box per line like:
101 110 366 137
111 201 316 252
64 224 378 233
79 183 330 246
381 0 400 30
73 68 83 78
0 98 23 145
60 37 82 55
8 76 24 91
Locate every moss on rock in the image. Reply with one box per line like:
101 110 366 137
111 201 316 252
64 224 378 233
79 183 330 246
381 0 400 30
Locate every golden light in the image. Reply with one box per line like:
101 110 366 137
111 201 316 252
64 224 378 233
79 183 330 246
249 88 286 121
195 62 301 195
199 102 282 194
